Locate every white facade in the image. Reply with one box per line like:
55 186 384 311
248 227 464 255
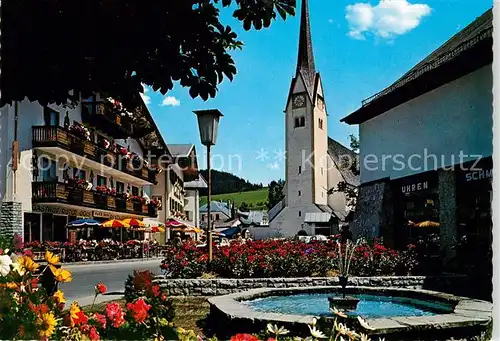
184 189 199 227
359 65 493 184
0 97 166 242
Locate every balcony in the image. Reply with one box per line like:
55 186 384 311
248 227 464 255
32 181 158 218
32 125 157 185
81 101 134 139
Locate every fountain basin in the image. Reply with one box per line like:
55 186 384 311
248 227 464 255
328 295 360 311
208 286 492 341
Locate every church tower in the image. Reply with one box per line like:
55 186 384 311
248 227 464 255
285 0 329 213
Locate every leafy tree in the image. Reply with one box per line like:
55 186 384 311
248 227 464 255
328 134 359 215
1 0 296 108
267 179 285 210
199 169 262 195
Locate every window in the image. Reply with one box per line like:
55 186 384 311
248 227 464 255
299 211 301 217
321 167 323 175
44 107 59 126
97 175 107 187
298 166 302 174
116 181 125 194
186 211 191 221
319 118 323 130
216 214 220 220
74 169 86 180
294 116 306 128
132 186 139 196
40 157 56 182
298 190 301 196
201 215 204 222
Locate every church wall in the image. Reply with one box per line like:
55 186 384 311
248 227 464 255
312 78 328 205
326 155 347 214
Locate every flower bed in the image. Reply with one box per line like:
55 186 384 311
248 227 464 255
160 239 418 279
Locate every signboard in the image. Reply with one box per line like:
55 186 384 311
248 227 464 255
69 231 76 243
393 171 438 196
93 211 111 218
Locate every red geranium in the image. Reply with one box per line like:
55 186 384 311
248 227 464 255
93 313 107 329
150 284 160 297
105 302 125 328
89 327 100 341
126 298 151 323
74 311 88 326
95 282 107 295
230 334 260 341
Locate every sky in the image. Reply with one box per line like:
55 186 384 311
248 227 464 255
142 0 492 185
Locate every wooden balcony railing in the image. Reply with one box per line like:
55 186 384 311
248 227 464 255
32 181 158 218
81 101 134 138
32 126 157 184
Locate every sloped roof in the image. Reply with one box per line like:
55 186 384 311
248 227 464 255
239 211 266 225
167 144 194 157
341 8 493 124
184 173 208 189
327 137 360 187
304 212 332 223
200 201 231 218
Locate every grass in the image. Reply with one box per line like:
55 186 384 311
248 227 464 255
200 188 268 211
81 297 210 336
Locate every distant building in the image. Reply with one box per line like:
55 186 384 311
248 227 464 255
268 0 359 237
184 174 207 228
238 210 269 227
199 201 233 228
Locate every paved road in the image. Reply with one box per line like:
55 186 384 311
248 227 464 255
60 259 162 306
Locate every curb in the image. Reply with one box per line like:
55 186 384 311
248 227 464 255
62 257 163 266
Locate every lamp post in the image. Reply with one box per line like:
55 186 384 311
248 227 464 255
194 109 223 263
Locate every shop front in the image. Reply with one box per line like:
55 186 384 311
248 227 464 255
391 171 440 249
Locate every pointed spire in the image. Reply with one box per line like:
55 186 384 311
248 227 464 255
296 0 316 93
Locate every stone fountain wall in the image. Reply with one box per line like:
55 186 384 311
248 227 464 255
154 275 467 296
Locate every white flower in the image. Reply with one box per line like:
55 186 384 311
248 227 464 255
311 317 317 326
0 255 13 276
308 325 327 339
360 333 371 341
267 323 289 336
331 307 348 318
357 316 375 331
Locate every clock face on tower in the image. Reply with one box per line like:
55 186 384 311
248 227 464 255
292 94 306 109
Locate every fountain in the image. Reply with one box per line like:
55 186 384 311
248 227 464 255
328 240 360 312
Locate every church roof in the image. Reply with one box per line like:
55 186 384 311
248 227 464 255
296 0 316 98
327 138 360 187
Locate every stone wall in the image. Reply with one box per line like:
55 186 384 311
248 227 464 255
0 201 23 237
351 179 393 242
154 275 466 297
438 169 458 261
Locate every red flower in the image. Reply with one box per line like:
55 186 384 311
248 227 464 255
105 302 125 328
126 298 151 324
74 311 88 326
89 327 100 341
267 338 276 341
93 313 107 328
230 334 260 341
161 293 167 301
95 282 107 295
151 285 160 297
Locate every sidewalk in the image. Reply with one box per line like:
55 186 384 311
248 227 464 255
67 292 124 308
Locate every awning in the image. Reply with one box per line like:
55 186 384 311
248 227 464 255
304 212 332 223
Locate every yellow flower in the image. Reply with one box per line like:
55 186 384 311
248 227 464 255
53 290 66 304
18 256 40 273
69 302 81 327
1 282 18 289
38 312 57 338
45 251 60 265
50 265 72 282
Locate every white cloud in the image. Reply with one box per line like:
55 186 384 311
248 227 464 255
328 19 334 24
161 96 181 107
267 162 280 170
346 0 431 40
140 84 151 105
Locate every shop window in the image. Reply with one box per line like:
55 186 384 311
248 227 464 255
74 168 86 180
24 213 41 243
132 186 139 196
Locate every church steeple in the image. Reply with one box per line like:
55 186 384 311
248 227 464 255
296 0 316 95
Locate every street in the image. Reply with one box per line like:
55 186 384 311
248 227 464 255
60 259 163 306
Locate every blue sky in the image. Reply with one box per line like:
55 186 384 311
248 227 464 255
143 0 492 185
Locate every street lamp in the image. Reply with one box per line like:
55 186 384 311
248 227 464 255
194 109 223 263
